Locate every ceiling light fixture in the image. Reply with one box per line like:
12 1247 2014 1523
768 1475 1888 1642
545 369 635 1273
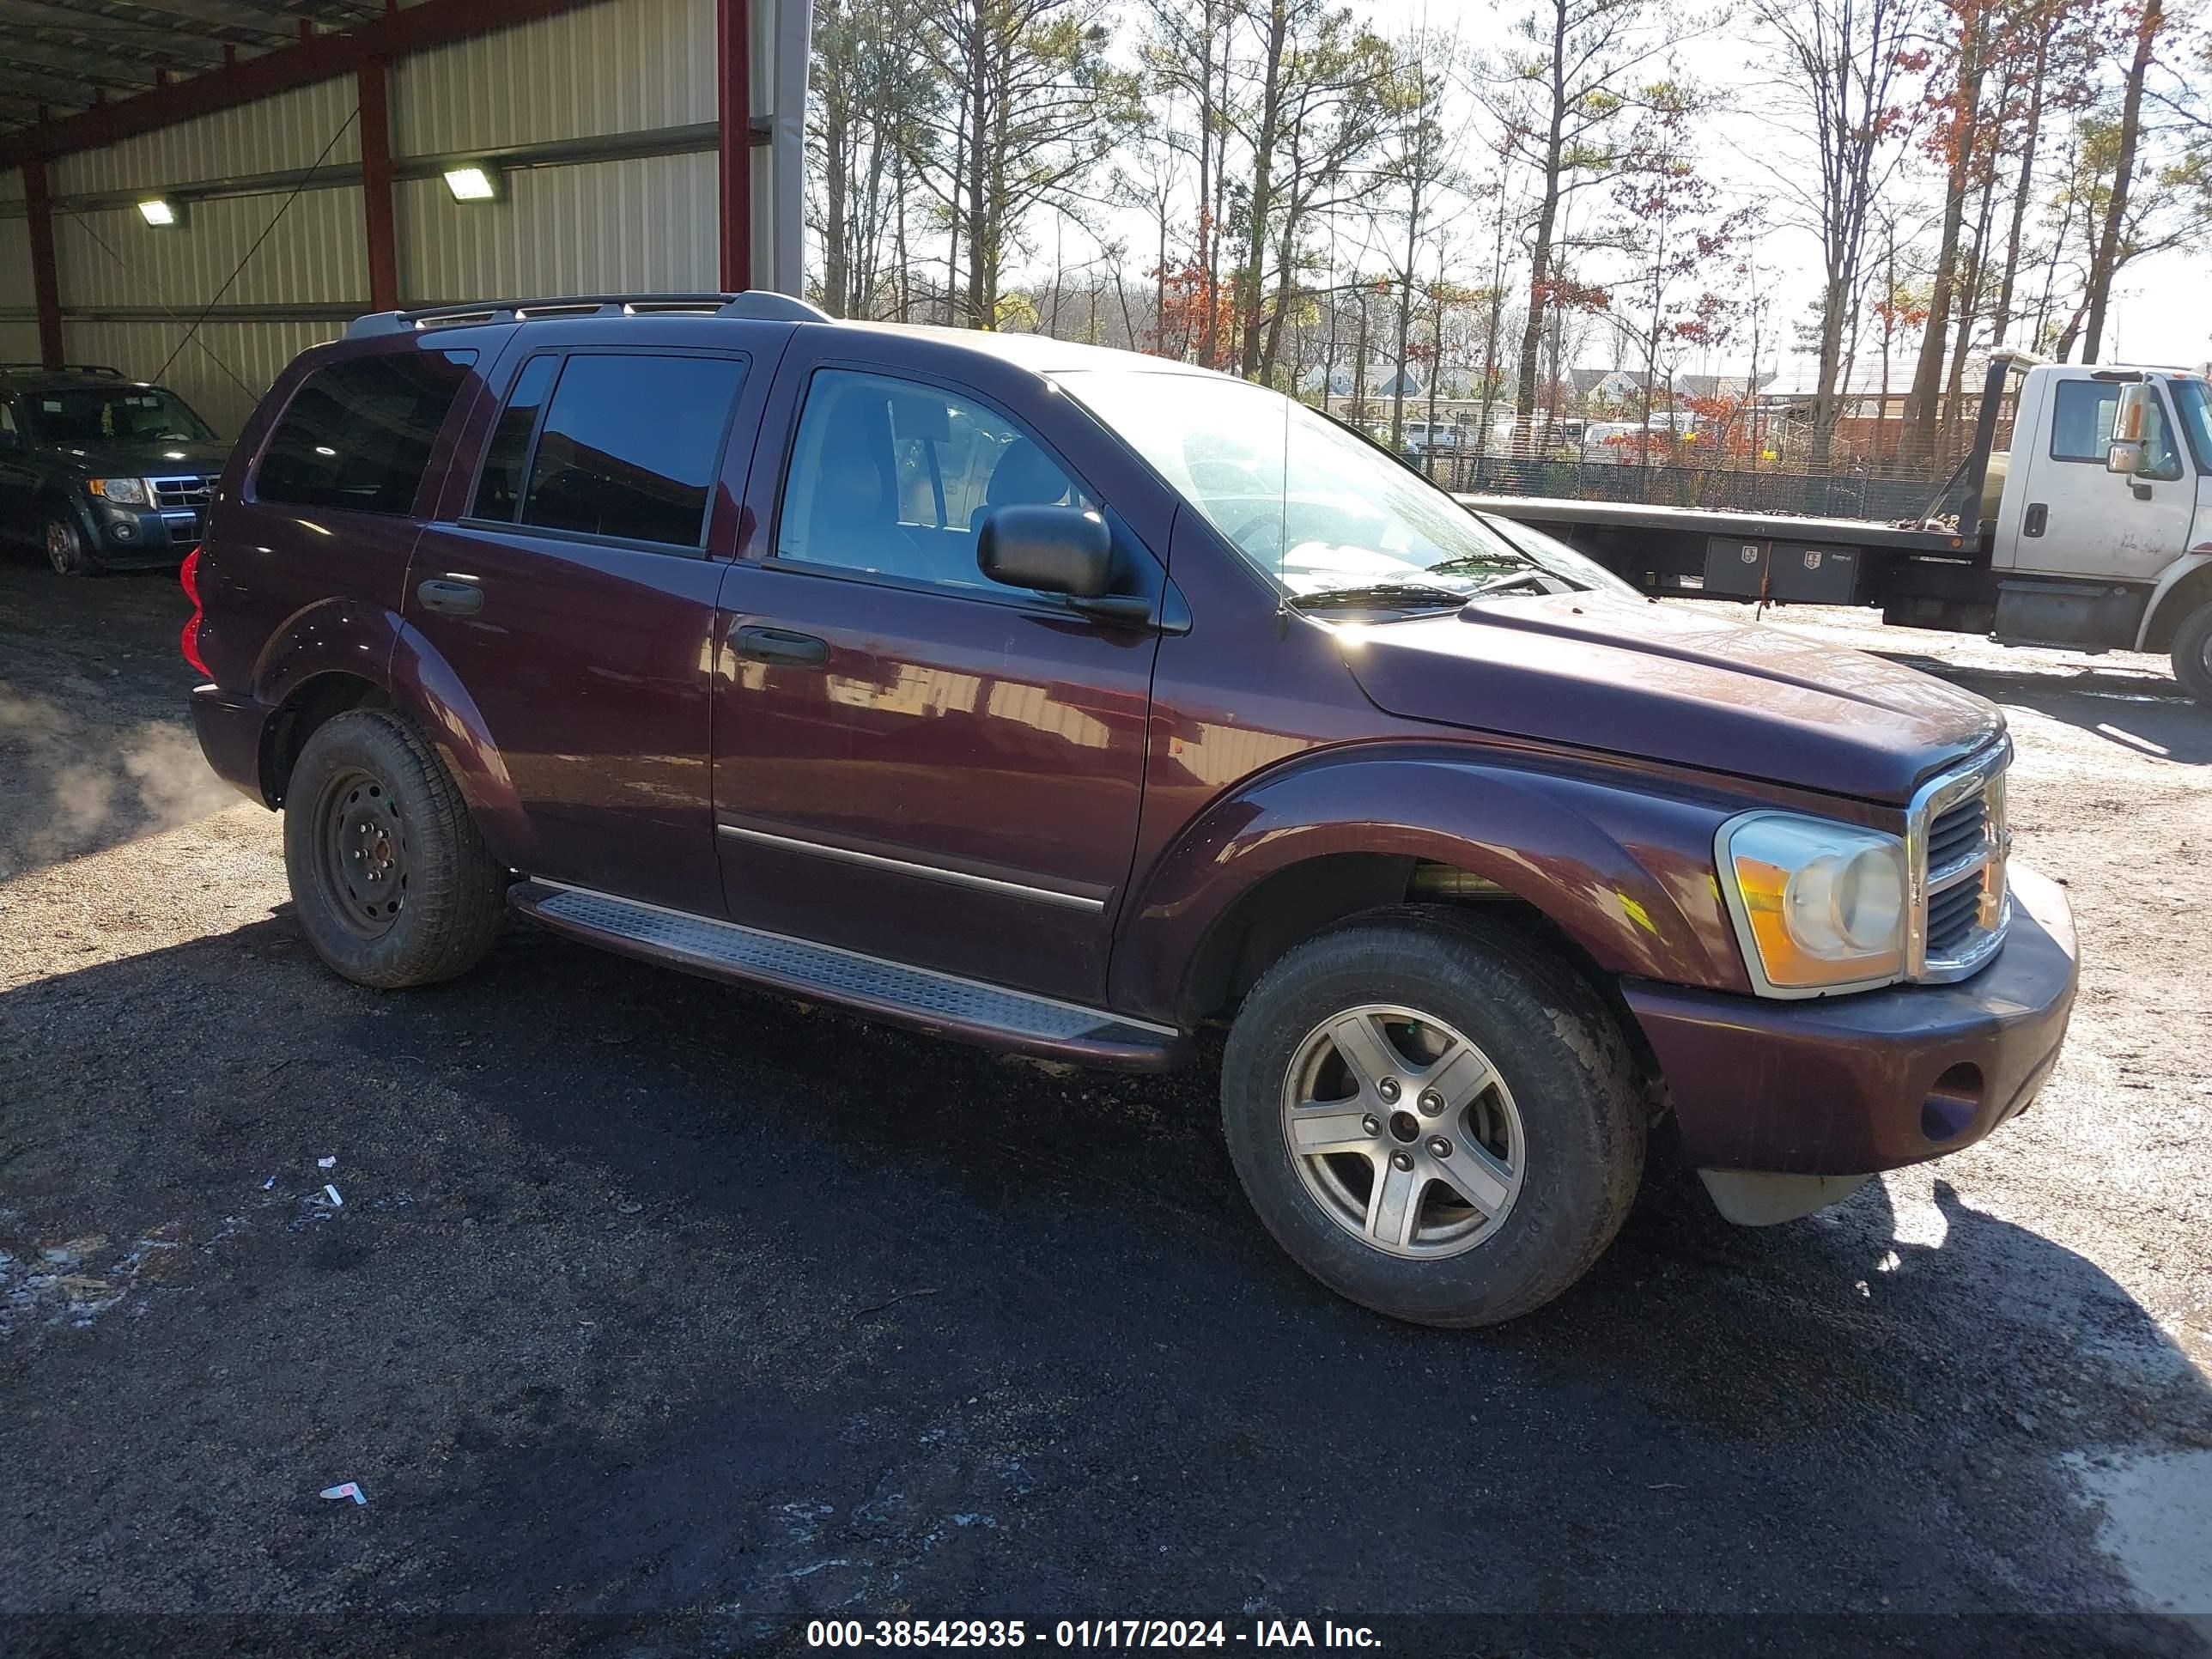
442 164 502 204
137 198 182 228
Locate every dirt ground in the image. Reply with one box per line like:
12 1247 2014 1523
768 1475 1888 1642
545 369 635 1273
2 559 2209 1657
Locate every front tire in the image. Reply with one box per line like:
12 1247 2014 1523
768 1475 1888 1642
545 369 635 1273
2172 600 2212 704
1220 907 1644 1328
45 514 97 576
283 708 507 988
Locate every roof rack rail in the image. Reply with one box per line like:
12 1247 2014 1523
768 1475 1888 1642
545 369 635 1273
345 290 831 339
0 362 125 378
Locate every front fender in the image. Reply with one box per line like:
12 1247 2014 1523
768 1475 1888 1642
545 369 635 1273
1110 744 1751 1024
2136 551 2212 650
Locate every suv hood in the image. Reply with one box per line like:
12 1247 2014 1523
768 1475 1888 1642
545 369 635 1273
52 438 230 477
1339 592 2003 804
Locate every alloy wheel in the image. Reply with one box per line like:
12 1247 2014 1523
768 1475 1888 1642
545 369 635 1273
1279 1003 1525 1259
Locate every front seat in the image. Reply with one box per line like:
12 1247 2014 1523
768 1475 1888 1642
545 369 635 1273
969 438 1070 531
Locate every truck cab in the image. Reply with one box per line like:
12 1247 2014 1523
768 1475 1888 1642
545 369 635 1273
1987 362 2212 696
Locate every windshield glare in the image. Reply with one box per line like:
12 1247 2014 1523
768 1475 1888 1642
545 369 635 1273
27 386 216 446
1054 369 1564 607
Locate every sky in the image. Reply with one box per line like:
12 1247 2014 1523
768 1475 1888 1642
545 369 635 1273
1029 0 2209 375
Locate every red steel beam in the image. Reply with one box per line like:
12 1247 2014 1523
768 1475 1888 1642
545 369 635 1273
357 56 398 312
716 0 750 291
0 0 608 169
22 155 63 368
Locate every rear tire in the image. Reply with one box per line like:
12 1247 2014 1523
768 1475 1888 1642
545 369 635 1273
1220 906 1644 1328
2172 601 2212 704
45 514 97 576
283 708 507 988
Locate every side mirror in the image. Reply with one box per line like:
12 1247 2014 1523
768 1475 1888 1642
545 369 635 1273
977 505 1112 598
2106 383 2153 475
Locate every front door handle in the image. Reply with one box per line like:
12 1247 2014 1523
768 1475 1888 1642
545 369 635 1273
733 624 830 667
2022 502 2047 538
417 578 483 616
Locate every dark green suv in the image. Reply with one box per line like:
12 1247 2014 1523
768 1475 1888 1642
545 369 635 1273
0 364 230 575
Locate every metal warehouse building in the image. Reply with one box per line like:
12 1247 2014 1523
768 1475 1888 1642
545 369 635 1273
0 0 805 435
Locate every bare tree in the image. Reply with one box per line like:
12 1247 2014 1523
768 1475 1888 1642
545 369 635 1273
1225 0 1396 382
1754 0 1929 465
2080 0 2164 359
1380 33 1461 446
909 0 1140 328
1477 0 1699 449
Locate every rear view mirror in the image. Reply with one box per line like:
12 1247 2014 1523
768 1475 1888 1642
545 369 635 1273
2106 383 2153 475
977 505 1112 597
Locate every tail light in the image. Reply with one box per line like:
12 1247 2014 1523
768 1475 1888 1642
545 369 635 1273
179 545 209 678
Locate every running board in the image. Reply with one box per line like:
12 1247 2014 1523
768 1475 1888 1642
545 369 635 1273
510 882 1186 1072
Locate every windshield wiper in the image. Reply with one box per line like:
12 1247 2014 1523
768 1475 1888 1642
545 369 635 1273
1462 569 1555 599
1287 582 1471 612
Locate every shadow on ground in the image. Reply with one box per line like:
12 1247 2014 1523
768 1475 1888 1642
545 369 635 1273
3 907 2206 1656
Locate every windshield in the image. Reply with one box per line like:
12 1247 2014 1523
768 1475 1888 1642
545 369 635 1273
2172 379 2212 473
1054 368 1568 611
24 385 216 446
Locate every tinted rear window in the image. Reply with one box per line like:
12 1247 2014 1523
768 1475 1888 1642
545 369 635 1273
256 350 477 514
471 353 558 520
516 354 745 548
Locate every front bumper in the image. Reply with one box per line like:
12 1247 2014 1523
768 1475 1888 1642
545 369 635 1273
88 499 198 568
1622 860 2077 1176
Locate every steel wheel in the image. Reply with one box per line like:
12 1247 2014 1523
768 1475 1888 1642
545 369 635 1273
1279 1002 1525 1260
314 766 409 939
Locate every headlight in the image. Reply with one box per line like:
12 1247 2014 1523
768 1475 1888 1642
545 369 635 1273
1717 812 1908 995
90 477 151 506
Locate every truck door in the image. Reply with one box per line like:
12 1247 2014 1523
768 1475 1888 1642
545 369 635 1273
2000 374 2197 583
711 357 1161 1006
407 334 769 915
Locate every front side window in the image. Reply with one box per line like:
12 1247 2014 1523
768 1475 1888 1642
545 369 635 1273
26 384 216 446
775 368 1083 591
514 353 744 548
2050 379 2182 479
2169 379 2212 473
257 351 477 514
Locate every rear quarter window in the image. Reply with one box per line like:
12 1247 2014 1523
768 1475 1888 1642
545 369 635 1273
255 350 477 514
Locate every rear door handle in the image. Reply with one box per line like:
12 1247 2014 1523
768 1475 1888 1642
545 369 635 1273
416 578 483 616
733 625 830 667
2022 502 2047 538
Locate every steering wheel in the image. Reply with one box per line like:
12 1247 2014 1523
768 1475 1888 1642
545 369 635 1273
1230 513 1285 556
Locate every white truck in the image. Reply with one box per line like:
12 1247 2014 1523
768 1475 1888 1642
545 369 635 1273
1468 353 2212 701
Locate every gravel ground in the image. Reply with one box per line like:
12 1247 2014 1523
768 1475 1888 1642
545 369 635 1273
2 562 2209 1657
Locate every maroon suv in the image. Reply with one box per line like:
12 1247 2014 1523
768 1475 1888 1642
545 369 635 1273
184 292 2077 1327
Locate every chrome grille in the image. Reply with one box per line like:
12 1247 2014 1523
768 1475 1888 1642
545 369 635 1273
1909 746 2010 982
152 475 211 542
